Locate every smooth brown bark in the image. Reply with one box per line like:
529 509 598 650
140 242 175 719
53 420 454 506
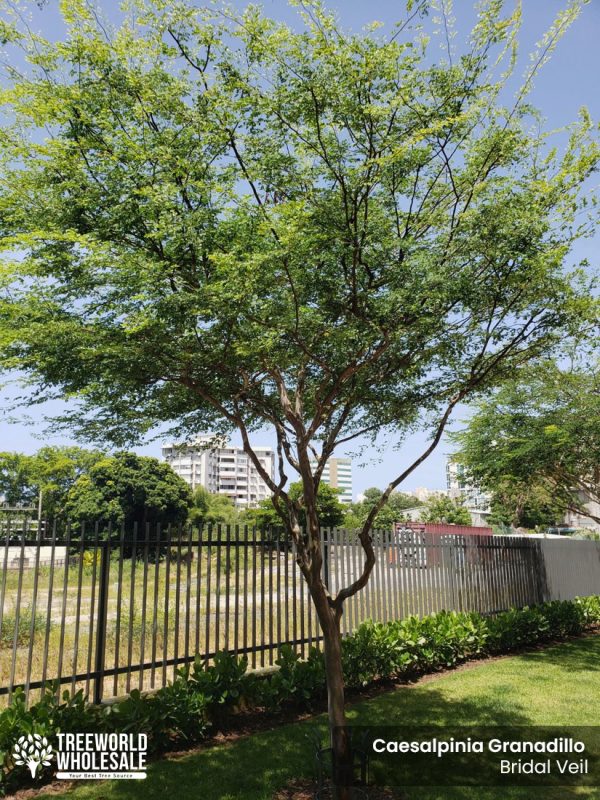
311 581 353 800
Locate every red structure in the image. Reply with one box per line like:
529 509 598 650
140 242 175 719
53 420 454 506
389 522 493 567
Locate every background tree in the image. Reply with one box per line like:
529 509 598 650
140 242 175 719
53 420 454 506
246 481 345 531
63 452 192 528
0 1 597 792
0 447 104 517
344 487 419 531
189 486 239 527
487 480 567 530
421 494 472 525
452 360 600 527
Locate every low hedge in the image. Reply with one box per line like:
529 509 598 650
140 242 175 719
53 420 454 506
1 595 599 795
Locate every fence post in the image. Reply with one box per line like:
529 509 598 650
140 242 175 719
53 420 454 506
94 541 111 704
322 529 330 589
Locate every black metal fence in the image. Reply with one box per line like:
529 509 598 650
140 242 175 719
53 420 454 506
1 521 599 705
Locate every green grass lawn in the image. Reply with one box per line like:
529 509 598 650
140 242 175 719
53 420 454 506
36 635 600 800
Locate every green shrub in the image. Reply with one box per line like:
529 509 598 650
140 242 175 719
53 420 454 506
262 645 326 709
575 595 600 624
102 682 209 751
1 594 599 796
0 605 48 648
181 650 250 729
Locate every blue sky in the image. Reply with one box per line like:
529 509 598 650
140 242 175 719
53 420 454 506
0 0 598 497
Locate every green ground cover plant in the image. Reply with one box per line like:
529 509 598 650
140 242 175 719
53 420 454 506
18 634 600 800
1 596 599 796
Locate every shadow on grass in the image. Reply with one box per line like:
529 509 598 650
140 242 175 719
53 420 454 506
67 689 534 800
39 636 600 800
513 635 600 672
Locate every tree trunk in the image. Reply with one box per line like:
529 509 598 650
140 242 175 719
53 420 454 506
314 589 353 800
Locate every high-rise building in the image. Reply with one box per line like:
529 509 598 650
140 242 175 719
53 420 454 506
310 457 353 504
162 435 274 508
446 458 491 512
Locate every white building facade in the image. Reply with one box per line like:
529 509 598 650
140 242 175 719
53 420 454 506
162 435 274 508
310 457 353 504
446 458 491 513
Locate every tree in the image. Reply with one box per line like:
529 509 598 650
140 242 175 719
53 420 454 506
189 486 239 527
421 494 472 525
0 2 597 793
452 360 600 527
0 447 104 517
344 487 418 531
63 452 192 528
246 481 345 531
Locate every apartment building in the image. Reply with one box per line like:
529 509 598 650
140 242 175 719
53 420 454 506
446 457 492 522
309 457 353 504
162 435 274 508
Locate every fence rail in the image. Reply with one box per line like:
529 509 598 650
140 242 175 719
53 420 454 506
1 521 599 705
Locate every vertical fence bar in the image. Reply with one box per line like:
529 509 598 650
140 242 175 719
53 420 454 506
71 524 87 693
215 525 222 655
284 528 290 645
224 525 231 653
55 524 72 698
299 540 306 657
84 524 101 699
173 525 182 682
513 538 525 607
8 526 27 701
126 523 139 693
342 528 352 635
268 531 275 663
260 532 266 666
162 525 172 686
0 523 11 644
24 523 43 700
40 521 57 698
390 530 401 621
139 523 150 691
251 527 257 668
416 534 425 617
353 532 363 625
195 524 203 657
242 526 249 659
234 524 240 656
204 525 212 667
381 531 391 622
481 537 492 613
291 533 298 652
113 523 125 696
491 537 502 611
150 523 162 689
276 528 282 656
423 533 431 614
184 526 193 674
93 539 111 705
501 537 512 608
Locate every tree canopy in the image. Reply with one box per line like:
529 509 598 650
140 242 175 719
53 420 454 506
189 485 239 527
63 451 192 528
0 446 104 516
452 360 600 527
421 493 472 525
344 487 418 531
0 1 597 789
246 480 345 531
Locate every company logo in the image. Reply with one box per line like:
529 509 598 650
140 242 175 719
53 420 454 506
12 734 54 778
11 732 147 782
55 733 147 780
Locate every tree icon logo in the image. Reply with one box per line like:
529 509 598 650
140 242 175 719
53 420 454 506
12 734 54 778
